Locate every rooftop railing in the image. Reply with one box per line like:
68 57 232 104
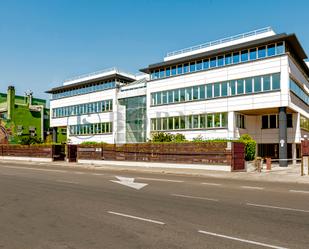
63 67 135 83
166 27 274 57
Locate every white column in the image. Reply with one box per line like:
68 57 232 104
292 143 297 165
228 111 235 139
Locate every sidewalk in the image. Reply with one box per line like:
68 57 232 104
1 159 309 184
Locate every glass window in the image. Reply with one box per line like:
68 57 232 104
225 54 232 65
190 62 196 72
230 80 236 95
174 89 179 102
258 46 266 58
162 118 168 130
269 115 277 128
196 61 202 71
272 73 280 90
237 80 244 95
263 75 271 91
200 115 206 128
249 48 257 60
185 87 192 101
159 69 165 78
254 76 262 92
180 116 186 129
203 59 209 69
174 117 180 129
262 115 268 129
177 65 183 75
183 63 189 73
180 88 186 101
187 116 192 129
168 117 173 130
276 42 284 54
199 85 205 99
193 86 199 100
165 67 171 77
171 66 177 76
221 113 227 127
233 52 240 63
287 114 293 128
267 44 276 56
206 84 213 98
162 91 168 104
214 83 220 97
210 57 217 68
157 118 162 130
193 115 199 128
241 50 248 62
218 56 224 67
207 114 213 128
221 82 228 96
245 78 252 93
157 92 162 105
168 90 173 103
154 70 159 79
214 113 221 127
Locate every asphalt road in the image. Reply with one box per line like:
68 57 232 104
0 161 309 249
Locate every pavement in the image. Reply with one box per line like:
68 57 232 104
0 160 309 248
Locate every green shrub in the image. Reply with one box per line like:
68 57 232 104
239 134 256 161
18 135 42 145
80 141 107 145
150 132 186 143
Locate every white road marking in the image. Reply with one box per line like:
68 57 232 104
247 203 309 213
108 211 165 225
198 230 288 249
201 182 222 186
111 176 148 190
92 173 104 176
137 177 183 183
56 180 79 184
171 194 218 202
2 165 67 173
289 189 309 194
241 185 264 190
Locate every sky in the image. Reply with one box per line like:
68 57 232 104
0 0 309 101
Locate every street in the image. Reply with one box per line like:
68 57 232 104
0 162 309 249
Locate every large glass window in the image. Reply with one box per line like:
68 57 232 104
206 84 213 98
276 42 284 54
190 62 196 72
214 113 221 127
162 91 168 104
203 59 209 69
171 66 177 76
262 115 268 129
207 114 213 128
258 46 266 58
174 89 179 102
221 82 228 96
230 80 236 95
185 88 192 101
168 90 173 103
165 67 171 77
233 52 240 63
267 44 276 56
214 83 220 97
200 85 205 99
180 89 186 102
217 56 224 67
237 80 244 94
177 65 183 75
225 54 232 65
183 63 189 73
210 57 217 68
193 86 199 100
263 75 271 91
245 78 252 93
196 61 202 71
159 69 165 78
241 50 248 62
249 48 257 60
269 115 277 128
272 73 280 90
254 76 262 92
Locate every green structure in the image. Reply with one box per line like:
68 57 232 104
0 86 50 144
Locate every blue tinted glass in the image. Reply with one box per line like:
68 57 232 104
218 56 224 67
210 57 217 68
177 65 183 74
203 59 209 69
154 70 159 79
166 67 171 77
254 76 262 92
267 44 276 56
276 42 284 54
214 83 220 97
263 75 271 91
237 80 244 94
225 54 232 65
151 71 155 79
206 84 213 98
159 69 165 78
241 50 248 62
172 66 176 75
190 62 196 72
272 73 280 90
230 81 236 95
183 63 189 73
199 85 205 99
221 82 228 96
196 61 202 70
233 52 240 63
258 46 266 58
249 48 257 60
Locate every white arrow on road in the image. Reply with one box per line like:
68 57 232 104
110 176 148 190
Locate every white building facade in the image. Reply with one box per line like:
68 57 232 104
47 27 309 166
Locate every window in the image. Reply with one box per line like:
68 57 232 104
159 69 165 78
263 75 271 91
225 54 232 65
241 50 248 62
245 78 252 93
258 46 266 58
237 80 244 95
230 80 236 95
254 76 262 92
287 114 293 128
174 89 179 102
157 92 162 105
221 82 228 96
233 52 240 63
272 73 280 90
185 87 192 101
190 62 196 72
171 66 176 76
165 67 171 77
196 61 202 71
200 115 206 128
249 48 257 60
177 65 183 75
168 117 173 130
218 56 224 67
207 114 213 128
214 83 220 97
262 115 268 129
267 44 276 56
210 57 217 68
193 86 199 100
180 88 186 101
276 42 284 54
193 115 199 128
174 117 180 129
269 115 277 128
183 63 189 73
206 84 213 98
180 116 186 129
200 85 205 99
214 113 221 127
236 114 245 129
168 90 173 103
162 91 168 104
203 59 209 69
221 113 227 127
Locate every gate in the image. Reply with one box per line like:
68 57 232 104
52 144 65 161
231 142 245 171
67 145 78 162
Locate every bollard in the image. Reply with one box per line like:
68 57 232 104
266 158 271 170
255 157 262 172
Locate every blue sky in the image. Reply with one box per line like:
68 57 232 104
0 0 308 100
